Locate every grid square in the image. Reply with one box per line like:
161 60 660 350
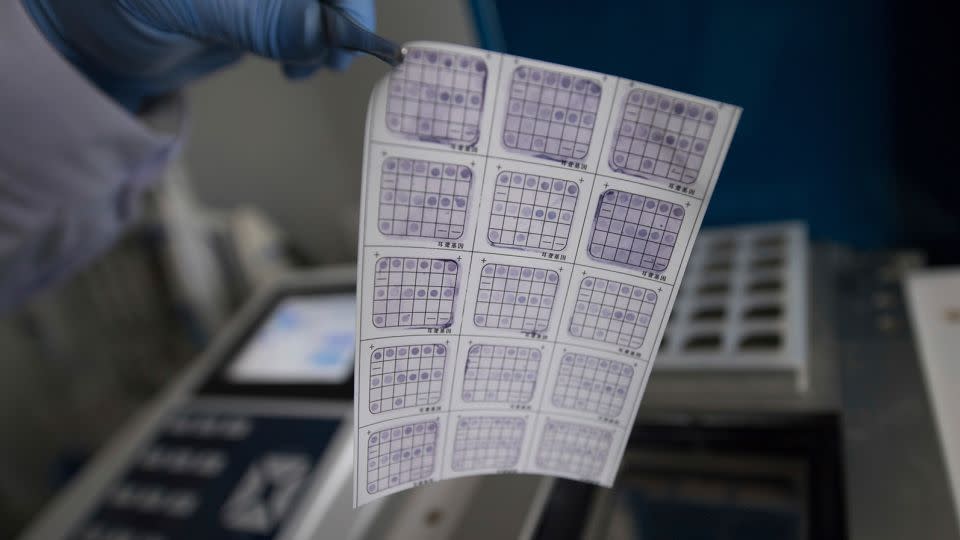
487 171 580 251
473 263 559 332
379 158 473 240
462 344 541 404
369 344 447 414
366 420 438 494
609 89 717 183
569 276 658 349
536 420 613 477
587 189 685 272
386 47 487 145
451 416 526 471
502 66 601 161
551 353 635 417
373 257 459 328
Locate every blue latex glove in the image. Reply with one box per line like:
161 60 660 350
22 0 376 110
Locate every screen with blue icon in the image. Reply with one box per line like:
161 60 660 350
227 294 356 384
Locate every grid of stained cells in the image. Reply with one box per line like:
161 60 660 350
373 257 458 329
609 89 717 184
474 264 559 332
379 158 472 240
369 344 446 414
462 344 541 404
536 420 613 478
503 66 601 161
552 353 635 417
366 420 438 495
588 189 685 272
451 416 526 471
487 171 579 251
570 276 658 349
386 47 487 145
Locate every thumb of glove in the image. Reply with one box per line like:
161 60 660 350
128 0 335 62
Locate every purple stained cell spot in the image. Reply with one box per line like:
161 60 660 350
567 184 579 195
470 95 481 106
535 209 545 218
704 109 716 122
446 261 457 272
554 110 565 121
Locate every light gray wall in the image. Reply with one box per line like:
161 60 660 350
184 1 478 263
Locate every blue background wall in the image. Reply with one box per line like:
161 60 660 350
469 0 900 248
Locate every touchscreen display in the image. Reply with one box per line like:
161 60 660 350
226 294 356 384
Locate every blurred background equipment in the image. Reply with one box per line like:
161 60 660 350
3 0 958 538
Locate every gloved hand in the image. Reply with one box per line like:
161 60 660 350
22 0 376 110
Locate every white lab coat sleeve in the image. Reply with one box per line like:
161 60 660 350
0 0 183 312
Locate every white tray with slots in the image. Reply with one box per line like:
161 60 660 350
654 222 809 391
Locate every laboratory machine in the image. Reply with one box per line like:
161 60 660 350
19 226 960 540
